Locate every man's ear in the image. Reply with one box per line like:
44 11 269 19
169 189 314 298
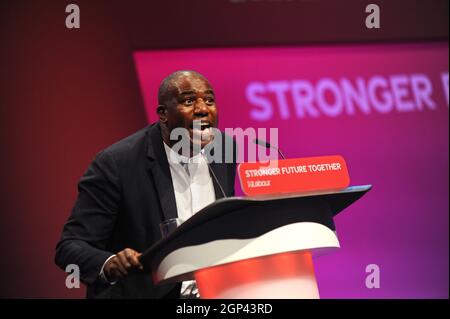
156 105 168 123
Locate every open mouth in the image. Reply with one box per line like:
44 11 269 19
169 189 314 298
189 121 211 131
189 120 213 144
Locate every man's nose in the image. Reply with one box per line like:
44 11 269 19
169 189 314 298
193 98 209 115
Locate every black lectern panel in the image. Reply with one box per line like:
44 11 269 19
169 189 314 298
140 185 372 272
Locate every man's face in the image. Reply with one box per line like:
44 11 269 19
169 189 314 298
164 74 218 149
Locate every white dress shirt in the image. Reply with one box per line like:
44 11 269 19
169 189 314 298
163 142 216 298
163 142 216 219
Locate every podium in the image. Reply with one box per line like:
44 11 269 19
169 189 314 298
140 185 371 298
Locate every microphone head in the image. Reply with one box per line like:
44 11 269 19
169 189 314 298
253 138 271 149
254 138 286 159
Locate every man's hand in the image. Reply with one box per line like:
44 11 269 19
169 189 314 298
104 248 143 281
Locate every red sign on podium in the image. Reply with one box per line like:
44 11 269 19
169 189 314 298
238 155 350 196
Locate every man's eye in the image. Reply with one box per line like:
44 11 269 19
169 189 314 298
183 98 194 105
205 97 215 105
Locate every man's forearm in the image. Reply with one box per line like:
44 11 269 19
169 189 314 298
55 238 114 285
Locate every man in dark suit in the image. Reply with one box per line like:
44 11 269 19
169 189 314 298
55 70 237 298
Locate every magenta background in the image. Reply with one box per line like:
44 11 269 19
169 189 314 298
133 43 449 298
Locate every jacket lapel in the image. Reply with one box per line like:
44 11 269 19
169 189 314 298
204 131 230 199
146 123 178 221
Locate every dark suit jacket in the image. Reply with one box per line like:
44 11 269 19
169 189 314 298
55 123 237 298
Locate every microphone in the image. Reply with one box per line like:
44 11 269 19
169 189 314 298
206 163 228 199
253 138 286 159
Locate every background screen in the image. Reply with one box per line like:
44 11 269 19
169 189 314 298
134 42 449 298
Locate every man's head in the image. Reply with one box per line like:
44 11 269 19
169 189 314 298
157 71 218 151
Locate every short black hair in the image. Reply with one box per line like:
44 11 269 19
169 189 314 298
157 70 207 106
